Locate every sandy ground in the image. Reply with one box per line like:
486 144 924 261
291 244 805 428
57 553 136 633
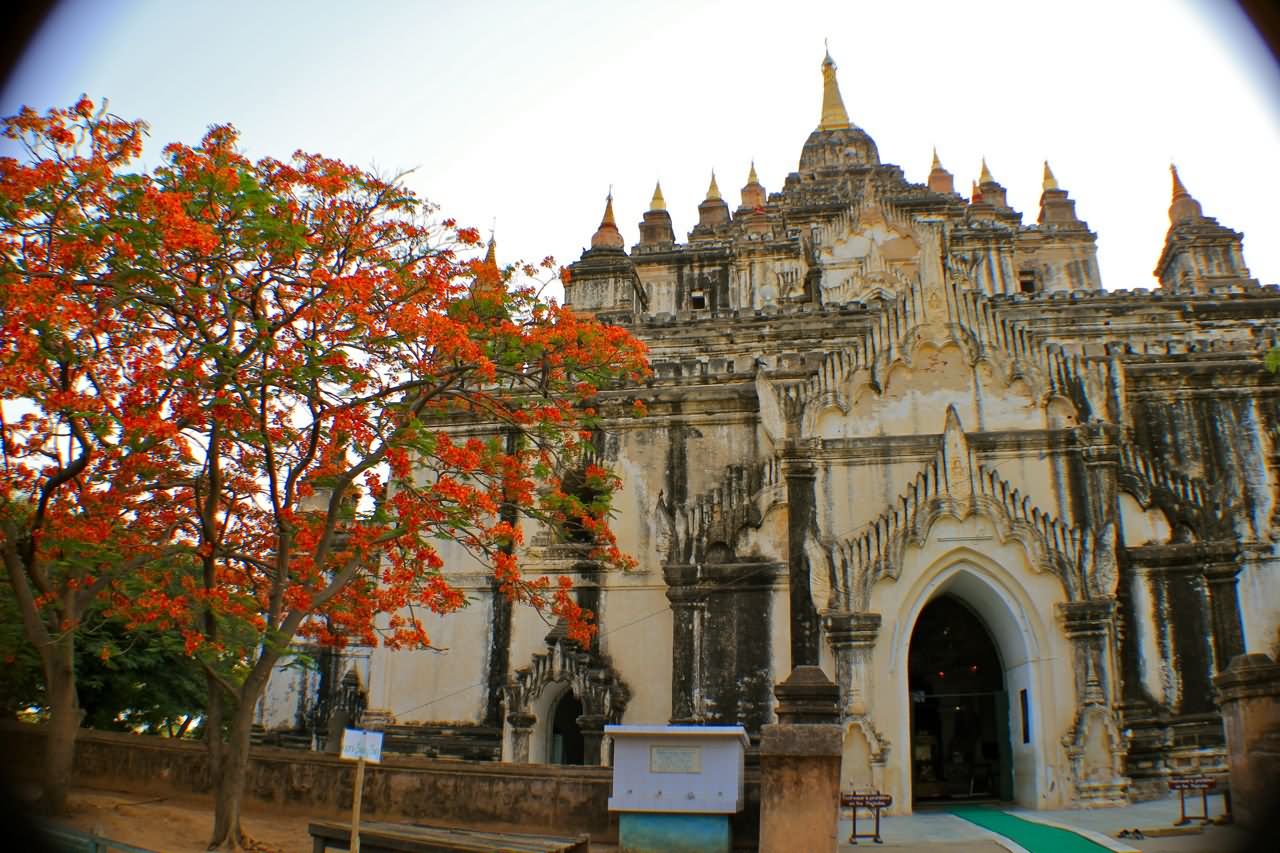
59 787 315 853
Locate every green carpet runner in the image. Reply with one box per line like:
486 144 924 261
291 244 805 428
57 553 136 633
950 806 1113 852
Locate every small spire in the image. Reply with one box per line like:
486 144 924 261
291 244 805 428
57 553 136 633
931 147 942 171
1042 161 1059 191
706 171 721 201
1167 163 1203 224
747 160 760 185
818 48 851 131
483 235 497 267
590 190 625 250
979 157 994 185
650 181 666 211
1170 164 1189 200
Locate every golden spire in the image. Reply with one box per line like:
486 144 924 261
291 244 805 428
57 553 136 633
650 181 666 211
931 147 942 171
601 191 617 226
483 235 497 267
706 171 721 201
979 157 994 184
748 160 760 185
818 49 851 131
1042 161 1059 191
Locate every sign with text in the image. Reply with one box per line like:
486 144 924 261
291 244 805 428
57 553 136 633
649 745 701 774
841 792 893 809
340 728 384 764
1168 776 1215 792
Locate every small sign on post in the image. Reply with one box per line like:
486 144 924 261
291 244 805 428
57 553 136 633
1168 775 1215 826
340 728 384 853
841 791 893 844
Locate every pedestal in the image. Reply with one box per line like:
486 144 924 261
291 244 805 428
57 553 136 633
1214 653 1280 828
758 666 842 853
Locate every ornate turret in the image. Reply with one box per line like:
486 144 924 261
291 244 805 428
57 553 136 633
691 171 731 237
739 162 766 210
567 192 639 319
638 181 675 249
1038 161 1085 228
976 158 1009 209
1155 165 1255 293
590 192 626 250
796 49 879 175
927 148 954 194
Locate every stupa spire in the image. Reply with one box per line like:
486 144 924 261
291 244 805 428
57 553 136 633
650 181 666 211
1168 164 1203 224
706 171 721 201
818 47 851 131
589 190 625 250
979 157 995 185
1042 161 1058 191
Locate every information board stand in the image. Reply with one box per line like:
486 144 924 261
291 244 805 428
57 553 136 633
1169 775 1215 826
340 728 384 853
841 791 892 845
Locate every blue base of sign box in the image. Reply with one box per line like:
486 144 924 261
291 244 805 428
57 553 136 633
618 812 730 853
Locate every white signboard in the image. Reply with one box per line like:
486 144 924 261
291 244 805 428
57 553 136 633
650 745 701 774
340 728 384 764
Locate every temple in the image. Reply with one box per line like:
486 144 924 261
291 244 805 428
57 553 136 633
259 52 1280 812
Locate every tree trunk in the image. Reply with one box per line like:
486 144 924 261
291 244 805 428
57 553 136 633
41 630 83 815
203 671 226 793
207 696 255 850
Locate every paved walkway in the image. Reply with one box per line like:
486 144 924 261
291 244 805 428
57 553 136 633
836 795 1252 853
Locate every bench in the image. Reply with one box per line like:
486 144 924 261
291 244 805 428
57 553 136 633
38 823 159 853
308 820 590 853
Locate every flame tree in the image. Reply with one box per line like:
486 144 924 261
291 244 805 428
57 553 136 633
1 101 648 848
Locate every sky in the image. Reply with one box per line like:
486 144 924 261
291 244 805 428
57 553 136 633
3 0 1278 296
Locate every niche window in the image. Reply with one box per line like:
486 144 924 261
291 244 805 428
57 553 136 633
1018 270 1037 294
689 289 706 310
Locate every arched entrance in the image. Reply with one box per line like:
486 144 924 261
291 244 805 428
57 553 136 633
907 594 1013 802
548 691 585 765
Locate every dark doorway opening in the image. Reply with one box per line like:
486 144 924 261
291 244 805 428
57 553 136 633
549 692 585 765
908 595 1014 802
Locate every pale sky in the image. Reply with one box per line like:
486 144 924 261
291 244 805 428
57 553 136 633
4 0 1278 296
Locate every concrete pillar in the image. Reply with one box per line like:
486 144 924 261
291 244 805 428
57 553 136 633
1204 558 1246 672
759 666 842 853
508 712 536 763
1214 653 1280 828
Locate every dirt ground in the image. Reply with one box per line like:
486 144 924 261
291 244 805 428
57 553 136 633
60 787 316 853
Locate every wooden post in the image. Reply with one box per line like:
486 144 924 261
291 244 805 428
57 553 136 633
351 755 366 853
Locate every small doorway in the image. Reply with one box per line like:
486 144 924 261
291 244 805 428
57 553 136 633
549 692 585 765
908 595 1013 802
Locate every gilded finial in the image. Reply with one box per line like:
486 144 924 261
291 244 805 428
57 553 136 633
748 160 759 185
818 47 851 131
931 147 942 171
979 157 994 185
601 190 617 226
706 171 721 201
483 235 497 267
650 181 666 211
1042 161 1058 191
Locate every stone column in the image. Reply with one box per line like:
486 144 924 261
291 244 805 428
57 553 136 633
577 713 608 766
783 454 821 668
508 712 536 764
759 666 843 853
665 564 705 724
1058 599 1129 806
823 612 881 716
1204 557 1246 673
1214 654 1280 828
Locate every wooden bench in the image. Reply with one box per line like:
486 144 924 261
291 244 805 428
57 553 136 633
308 820 590 853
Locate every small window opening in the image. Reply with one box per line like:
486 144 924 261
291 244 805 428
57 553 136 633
1019 688 1030 744
689 290 706 310
1018 270 1037 294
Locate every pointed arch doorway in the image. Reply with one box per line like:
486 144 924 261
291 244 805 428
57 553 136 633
907 594 1014 802
548 691 586 765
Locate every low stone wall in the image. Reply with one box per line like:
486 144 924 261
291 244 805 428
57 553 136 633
0 723 762 847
